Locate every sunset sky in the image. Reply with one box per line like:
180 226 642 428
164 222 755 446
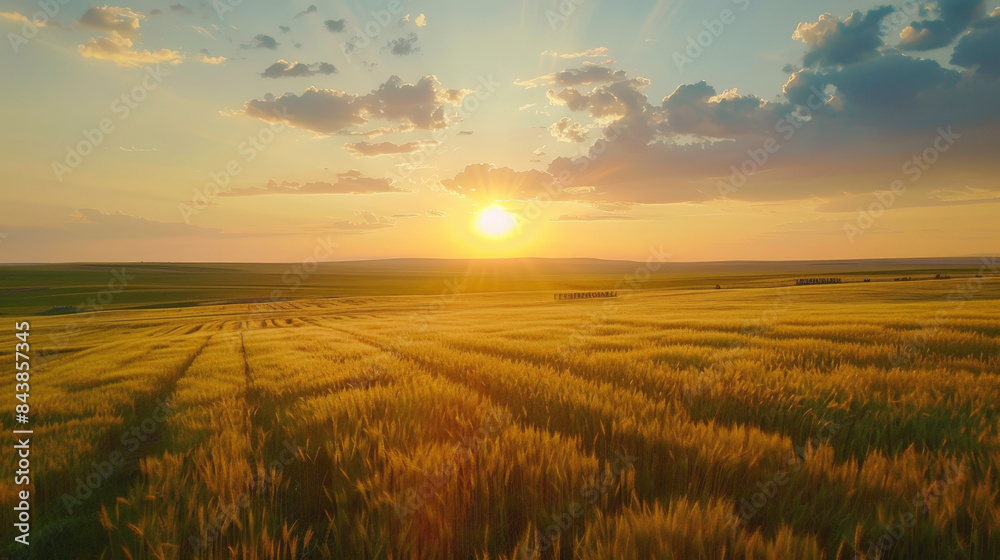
1 0 998 263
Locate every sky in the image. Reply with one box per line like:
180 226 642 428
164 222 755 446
1 0 998 263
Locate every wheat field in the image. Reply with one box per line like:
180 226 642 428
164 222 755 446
2 277 999 559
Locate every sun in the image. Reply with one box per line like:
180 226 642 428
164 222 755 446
475 206 517 238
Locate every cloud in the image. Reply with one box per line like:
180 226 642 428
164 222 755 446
70 208 218 237
78 35 183 67
220 173 406 196
414 13 427 27
516 64 628 88
343 140 440 157
661 82 777 137
425 209 449 217
293 4 318 18
440 164 558 202
386 33 419 56
77 6 144 38
458 130 474 135
793 7 895 67
541 47 609 58
324 18 347 32
550 214 637 221
538 50 1000 206
241 34 279 50
198 53 227 64
329 210 396 232
899 0 986 51
279 25 290 33
549 117 590 142
242 75 471 134
260 59 337 78
169 4 193 15
2 11 64 27
950 9 1000 77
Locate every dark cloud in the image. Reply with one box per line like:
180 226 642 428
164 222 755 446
279 25 290 33
517 64 628 88
324 19 347 32
242 75 471 134
793 7 895 67
241 34 279 50
169 4 193 15
950 9 1000 77
386 33 419 56
260 60 337 78
536 52 1000 206
293 4 318 18
899 0 985 51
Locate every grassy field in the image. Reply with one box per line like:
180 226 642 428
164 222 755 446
1 259 999 559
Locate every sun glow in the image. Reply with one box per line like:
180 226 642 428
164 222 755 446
475 206 517 238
